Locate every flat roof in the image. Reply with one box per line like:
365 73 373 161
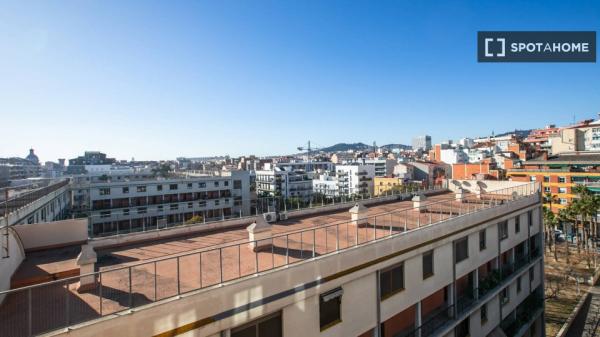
1 189 522 336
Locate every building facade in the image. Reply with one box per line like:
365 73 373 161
412 135 432 151
72 171 250 236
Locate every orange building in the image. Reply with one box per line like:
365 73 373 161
452 159 502 180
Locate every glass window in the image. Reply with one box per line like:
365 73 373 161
480 303 488 323
380 263 404 300
543 176 550 182
479 230 486 250
558 176 567 183
423 250 434 279
122 187 129 194
137 186 146 193
455 237 469 263
99 188 111 195
169 184 178 190
499 221 509 240
515 216 520 233
319 288 342 330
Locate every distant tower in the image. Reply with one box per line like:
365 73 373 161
26 148 39 164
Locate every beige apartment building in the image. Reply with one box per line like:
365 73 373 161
0 180 543 337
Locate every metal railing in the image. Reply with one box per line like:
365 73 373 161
0 182 539 336
0 180 70 221
88 184 446 238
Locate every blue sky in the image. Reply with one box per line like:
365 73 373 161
1 0 599 161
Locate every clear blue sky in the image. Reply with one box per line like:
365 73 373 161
2 1 599 162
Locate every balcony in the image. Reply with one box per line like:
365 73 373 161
500 294 544 337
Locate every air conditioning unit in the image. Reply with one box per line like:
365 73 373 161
263 212 277 223
279 212 288 221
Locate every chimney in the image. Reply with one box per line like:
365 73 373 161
247 215 273 252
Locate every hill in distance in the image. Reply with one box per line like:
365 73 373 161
320 142 411 152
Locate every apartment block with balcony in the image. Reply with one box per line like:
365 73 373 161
0 180 542 337
336 164 375 196
71 171 250 236
507 153 600 212
255 167 313 200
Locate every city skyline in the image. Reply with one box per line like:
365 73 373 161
3 0 600 161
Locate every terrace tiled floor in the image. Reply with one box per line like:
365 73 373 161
1 191 506 337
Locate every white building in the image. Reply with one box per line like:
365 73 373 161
336 164 375 196
71 170 251 236
440 148 469 165
255 168 313 200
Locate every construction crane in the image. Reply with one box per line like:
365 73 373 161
297 141 321 172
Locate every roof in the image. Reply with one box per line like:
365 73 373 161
525 153 600 165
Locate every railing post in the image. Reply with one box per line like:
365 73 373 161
300 233 303 259
404 211 408 232
154 261 157 301
238 245 242 277
28 288 32 337
129 267 133 308
219 248 224 283
255 244 259 274
286 234 289 264
312 230 316 258
176 257 181 294
199 253 203 288
65 280 70 326
336 225 340 251
99 271 104 315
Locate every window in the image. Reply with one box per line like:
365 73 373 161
224 181 229 186
544 186 550 193
559 198 568 205
187 183 192 189
558 176 567 183
319 288 342 330
380 263 404 300
515 216 520 233
137 185 146 193
232 180 242 190
480 303 488 324
170 204 178 210
529 176 536 182
479 229 486 250
157 205 163 212
100 211 111 218
199 201 206 207
122 187 129 194
137 207 147 214
214 181 219 187
169 184 178 190
529 267 535 282
455 237 469 263
528 210 533 226
501 287 509 305
215 199 220 206
198 182 206 188
517 276 522 293
558 187 567 194
423 250 434 279
231 312 282 337
157 185 163 191
543 176 550 182
123 209 129 216
499 221 508 240
99 188 111 195
188 202 193 209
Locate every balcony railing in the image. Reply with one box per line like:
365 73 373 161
0 182 539 336
501 295 544 337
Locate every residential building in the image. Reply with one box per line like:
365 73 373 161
0 180 544 337
67 151 117 175
362 158 397 177
452 159 502 180
330 152 355 164
335 164 375 196
412 135 432 151
411 161 449 186
312 174 341 197
507 153 600 212
393 163 414 181
373 176 404 196
71 170 251 236
255 168 313 200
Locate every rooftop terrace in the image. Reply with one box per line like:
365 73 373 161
0 182 539 337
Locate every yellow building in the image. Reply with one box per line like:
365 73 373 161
373 176 404 196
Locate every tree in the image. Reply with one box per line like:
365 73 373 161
543 206 558 261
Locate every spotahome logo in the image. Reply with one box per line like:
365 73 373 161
478 31 596 62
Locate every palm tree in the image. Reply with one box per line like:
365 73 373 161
558 207 574 263
543 206 559 260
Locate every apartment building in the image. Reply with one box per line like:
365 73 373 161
362 158 397 177
507 153 600 212
336 164 375 196
373 176 405 196
255 167 313 200
313 174 341 197
0 180 543 337
412 135 432 151
71 170 250 236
